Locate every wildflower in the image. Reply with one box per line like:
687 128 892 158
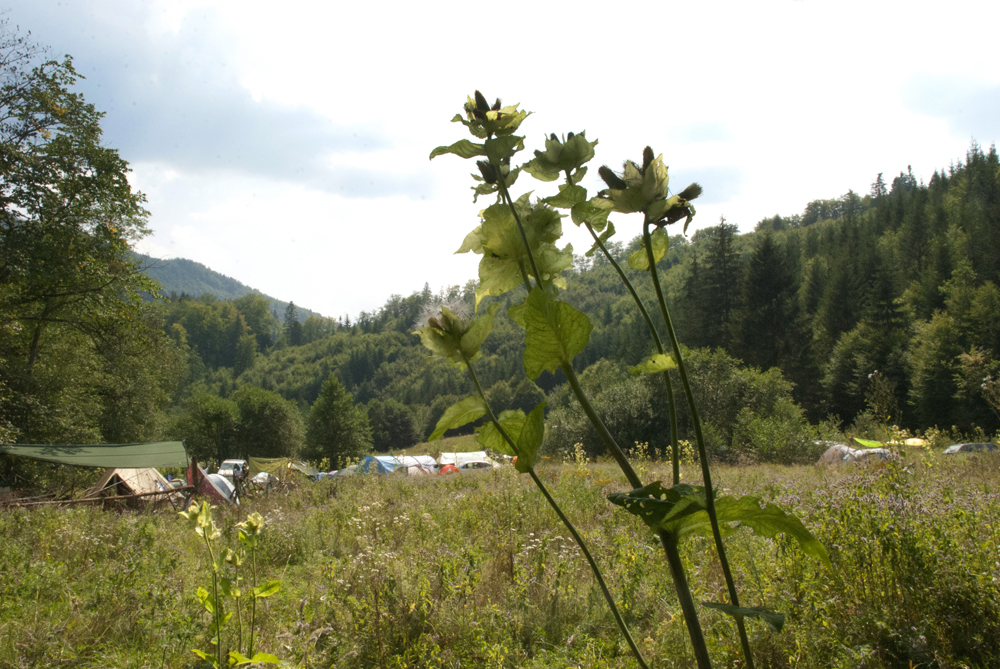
456 90 530 139
414 300 498 367
596 147 702 232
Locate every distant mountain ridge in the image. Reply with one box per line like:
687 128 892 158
136 255 324 322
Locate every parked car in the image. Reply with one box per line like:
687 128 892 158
943 443 999 455
846 447 897 463
459 461 494 471
217 459 248 479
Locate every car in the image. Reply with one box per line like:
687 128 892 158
217 459 248 479
943 443 999 455
845 447 898 463
458 461 494 471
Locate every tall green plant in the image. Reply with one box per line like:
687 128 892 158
178 502 281 668
428 92 831 667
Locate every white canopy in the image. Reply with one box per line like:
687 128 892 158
437 451 498 468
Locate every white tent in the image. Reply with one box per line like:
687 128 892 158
437 451 498 468
397 455 437 468
83 468 185 507
817 444 855 465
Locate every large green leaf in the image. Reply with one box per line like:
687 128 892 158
484 136 525 164
542 184 587 209
585 221 616 258
476 256 525 309
456 225 484 254
702 602 785 633
608 482 708 532
252 580 281 598
535 242 574 285
477 409 526 456
628 352 677 377
430 396 488 441
515 402 546 472
520 287 592 379
853 438 884 449
472 199 568 306
430 139 485 160
627 227 670 270
571 198 613 231
608 483 831 567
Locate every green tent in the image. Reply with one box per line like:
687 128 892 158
0 442 188 469
248 457 291 477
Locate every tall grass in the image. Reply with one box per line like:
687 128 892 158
0 451 997 667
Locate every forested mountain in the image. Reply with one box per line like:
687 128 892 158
148 141 1000 466
136 254 323 323
2 10 997 476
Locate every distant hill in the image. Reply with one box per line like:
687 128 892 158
136 255 324 322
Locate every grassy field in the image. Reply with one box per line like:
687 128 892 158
1 450 998 668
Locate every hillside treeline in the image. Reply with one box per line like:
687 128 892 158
148 142 1000 465
2 16 998 475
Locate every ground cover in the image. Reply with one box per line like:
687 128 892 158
0 451 997 668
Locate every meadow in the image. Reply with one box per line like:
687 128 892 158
1 448 998 669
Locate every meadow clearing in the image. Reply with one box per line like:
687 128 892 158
1 446 998 669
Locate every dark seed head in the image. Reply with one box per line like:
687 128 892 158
599 165 628 190
642 146 655 172
678 182 703 201
474 90 490 113
476 160 498 185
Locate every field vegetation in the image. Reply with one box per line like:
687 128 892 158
1 451 998 668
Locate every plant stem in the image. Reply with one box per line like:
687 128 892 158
203 533 223 668
642 219 754 668
249 547 257 659
496 169 541 286
562 361 642 489
495 167 712 664
582 218 680 485
463 355 650 669
659 531 713 669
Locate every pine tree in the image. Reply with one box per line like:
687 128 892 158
700 217 743 349
732 231 794 370
284 302 303 346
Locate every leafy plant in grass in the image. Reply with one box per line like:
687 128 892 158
178 501 281 667
426 91 831 667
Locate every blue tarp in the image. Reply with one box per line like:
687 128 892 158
356 455 404 474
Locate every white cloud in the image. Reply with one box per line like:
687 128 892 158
9 0 1000 318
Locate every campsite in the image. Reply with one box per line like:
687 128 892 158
3 5 1000 668
0 442 998 668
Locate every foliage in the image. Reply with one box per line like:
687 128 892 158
169 393 240 464
177 502 281 667
231 385 303 459
302 375 371 466
0 22 178 447
366 398 418 452
1 456 998 667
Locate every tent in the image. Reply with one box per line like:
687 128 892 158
357 456 400 474
288 461 320 479
818 444 855 465
397 455 437 469
0 441 188 469
248 457 290 477
186 461 235 505
439 464 460 475
438 451 498 469
82 468 185 508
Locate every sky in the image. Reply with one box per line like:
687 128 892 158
7 0 1000 319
